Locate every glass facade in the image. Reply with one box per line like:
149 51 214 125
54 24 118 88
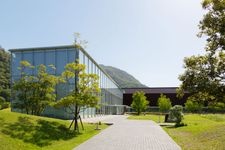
10 45 124 119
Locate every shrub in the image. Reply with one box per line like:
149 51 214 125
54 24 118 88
0 96 10 110
0 96 5 104
1 102 10 109
185 99 203 113
208 102 225 112
0 89 11 102
169 105 184 127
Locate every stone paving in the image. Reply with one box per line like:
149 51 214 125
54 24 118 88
74 115 181 150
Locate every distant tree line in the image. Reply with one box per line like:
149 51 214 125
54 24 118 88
0 46 10 109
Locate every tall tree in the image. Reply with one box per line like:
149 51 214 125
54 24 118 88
54 61 100 132
0 47 10 101
178 0 225 105
131 91 149 115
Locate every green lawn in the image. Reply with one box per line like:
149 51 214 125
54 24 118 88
127 114 164 122
0 108 107 150
128 113 225 150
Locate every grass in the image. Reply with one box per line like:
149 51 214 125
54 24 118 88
0 108 107 150
128 113 225 150
127 113 164 122
164 114 225 150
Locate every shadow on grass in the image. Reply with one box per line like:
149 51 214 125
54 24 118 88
164 123 187 129
1 117 79 147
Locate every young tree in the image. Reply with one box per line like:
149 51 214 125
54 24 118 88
158 94 172 113
13 61 35 114
13 61 59 115
31 64 59 115
178 0 225 105
158 94 172 122
131 91 149 115
54 61 100 132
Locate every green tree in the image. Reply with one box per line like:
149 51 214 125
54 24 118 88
31 64 59 115
178 0 225 105
131 91 149 115
54 61 100 131
13 61 59 115
13 61 35 114
0 47 10 101
158 94 172 113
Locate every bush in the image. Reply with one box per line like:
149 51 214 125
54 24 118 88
0 89 11 102
1 102 10 109
208 102 225 112
0 96 5 104
185 99 203 113
0 96 10 110
169 105 184 127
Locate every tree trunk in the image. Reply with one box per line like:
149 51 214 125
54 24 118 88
74 105 79 132
74 66 79 132
137 109 140 115
79 115 84 130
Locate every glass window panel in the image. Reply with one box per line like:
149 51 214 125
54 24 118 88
85 56 88 73
56 50 67 75
79 50 84 65
91 61 93 73
12 75 20 83
94 65 97 74
88 59 92 74
97 68 101 87
103 73 105 89
34 51 45 74
95 66 98 75
75 49 79 61
12 52 22 76
46 50 56 74
103 79 105 90
105 76 108 88
69 84 75 93
68 50 75 63
56 83 68 99
100 72 103 88
23 51 33 75
69 77 75 84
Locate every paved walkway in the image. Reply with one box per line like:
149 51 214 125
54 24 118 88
74 115 181 150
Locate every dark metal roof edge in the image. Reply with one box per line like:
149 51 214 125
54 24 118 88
9 45 75 52
122 87 189 94
122 87 179 89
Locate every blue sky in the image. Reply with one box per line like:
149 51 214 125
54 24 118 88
0 0 206 87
